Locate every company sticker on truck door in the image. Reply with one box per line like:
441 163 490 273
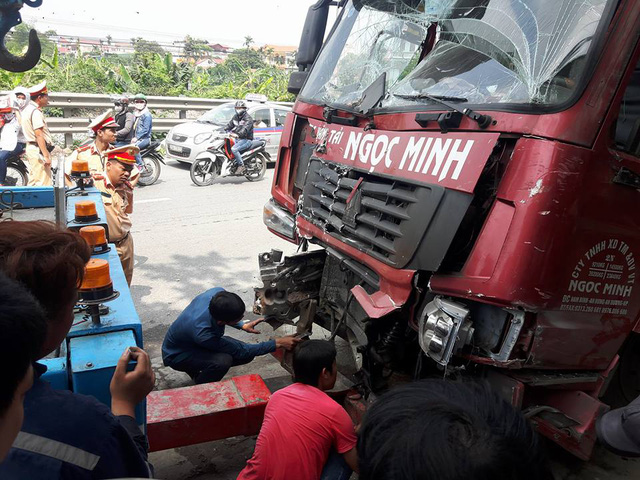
560 239 636 315
307 120 500 194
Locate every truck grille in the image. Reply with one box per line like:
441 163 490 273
301 158 445 268
172 134 188 142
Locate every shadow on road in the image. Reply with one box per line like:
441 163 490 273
131 247 259 356
165 160 191 171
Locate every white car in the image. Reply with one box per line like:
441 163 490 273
165 95 291 164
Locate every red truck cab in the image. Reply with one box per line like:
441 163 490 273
257 0 640 459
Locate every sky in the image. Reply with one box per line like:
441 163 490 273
21 1 323 48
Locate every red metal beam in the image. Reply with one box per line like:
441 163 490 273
147 374 271 452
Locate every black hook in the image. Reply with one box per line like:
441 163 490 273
0 1 43 73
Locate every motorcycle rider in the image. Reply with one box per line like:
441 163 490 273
225 100 254 174
114 96 135 146
65 111 139 188
0 98 26 186
11 86 29 117
131 93 152 168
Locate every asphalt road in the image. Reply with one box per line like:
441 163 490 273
129 160 299 479
11 158 640 479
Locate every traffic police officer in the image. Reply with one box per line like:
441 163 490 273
22 81 53 186
94 145 138 285
66 111 140 186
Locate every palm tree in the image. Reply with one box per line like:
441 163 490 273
243 36 254 48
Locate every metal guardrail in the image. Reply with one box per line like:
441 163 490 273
4 92 294 146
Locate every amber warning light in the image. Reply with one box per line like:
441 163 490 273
74 200 99 223
70 159 91 178
78 258 119 325
79 226 110 254
79 258 114 299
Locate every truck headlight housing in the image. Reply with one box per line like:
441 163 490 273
418 297 474 367
263 198 295 239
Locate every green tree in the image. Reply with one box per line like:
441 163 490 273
131 37 165 56
0 25 295 102
6 23 57 60
182 36 211 62
243 36 254 48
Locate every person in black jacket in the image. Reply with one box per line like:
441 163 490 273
113 96 135 146
0 273 47 462
0 221 155 479
225 100 254 174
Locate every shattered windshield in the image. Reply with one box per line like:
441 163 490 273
300 0 611 112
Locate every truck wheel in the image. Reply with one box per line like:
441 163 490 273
602 333 640 409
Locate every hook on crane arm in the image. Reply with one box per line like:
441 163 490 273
0 0 43 73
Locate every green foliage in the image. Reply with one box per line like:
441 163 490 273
0 25 295 102
131 37 165 56
6 24 57 59
182 36 212 61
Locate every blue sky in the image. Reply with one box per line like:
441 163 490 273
22 1 327 48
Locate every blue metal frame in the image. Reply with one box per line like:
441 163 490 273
0 186 54 210
40 183 145 425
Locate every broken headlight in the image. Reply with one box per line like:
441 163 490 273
418 297 474 367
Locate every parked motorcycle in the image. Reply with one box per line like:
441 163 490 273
3 151 28 186
137 140 165 186
190 136 268 186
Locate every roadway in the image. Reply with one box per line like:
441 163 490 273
11 158 640 478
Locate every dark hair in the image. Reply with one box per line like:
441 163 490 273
292 340 336 386
0 272 48 415
358 380 553 480
0 221 91 321
209 291 245 323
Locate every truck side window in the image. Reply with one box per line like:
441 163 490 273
614 58 640 152
275 109 288 127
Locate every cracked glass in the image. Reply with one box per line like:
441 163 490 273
300 0 612 112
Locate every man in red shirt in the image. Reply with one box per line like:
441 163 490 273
238 340 358 480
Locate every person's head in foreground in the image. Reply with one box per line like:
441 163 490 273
357 379 553 480
293 339 337 391
0 272 48 461
0 220 91 359
209 291 246 326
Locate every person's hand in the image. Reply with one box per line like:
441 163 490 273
242 318 265 334
132 137 138 144
275 335 301 351
43 155 51 166
110 346 155 418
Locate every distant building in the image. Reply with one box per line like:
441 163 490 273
49 35 229 60
261 44 297 71
195 57 224 69
209 43 231 57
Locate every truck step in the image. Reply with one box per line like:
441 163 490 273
147 374 271 452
